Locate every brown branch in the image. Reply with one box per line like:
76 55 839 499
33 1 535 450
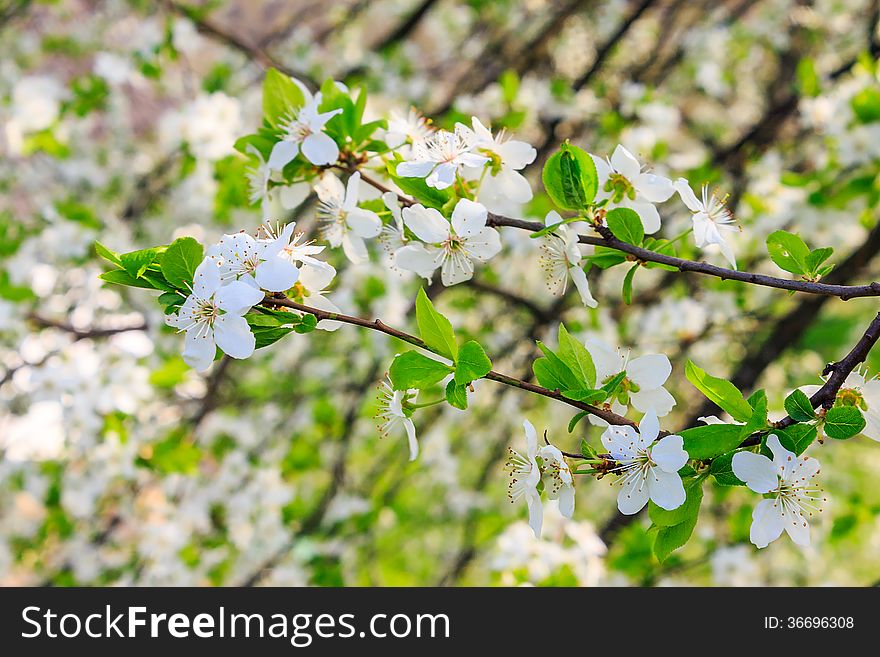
26 313 147 339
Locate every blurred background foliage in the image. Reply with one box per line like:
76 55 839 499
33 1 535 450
2 0 880 586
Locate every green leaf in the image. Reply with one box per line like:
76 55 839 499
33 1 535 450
94 241 122 266
766 230 810 275
679 423 746 460
454 340 492 385
569 411 589 433
120 247 162 279
561 389 606 404
263 67 305 127
445 380 468 410
653 509 700 563
541 142 597 210
649 479 703 527
622 263 637 305
684 360 753 423
740 389 769 437
824 406 866 439
606 207 644 245
389 351 453 390
784 389 816 422
796 57 821 97
536 341 581 391
776 424 818 455
600 371 627 398
851 86 880 124
415 288 458 361
805 247 833 276
587 246 627 269
387 162 452 210
293 313 318 333
556 324 595 388
709 453 746 486
99 268 164 291
161 237 204 291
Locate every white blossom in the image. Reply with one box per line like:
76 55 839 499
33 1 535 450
601 409 688 515
207 223 300 292
315 172 382 263
393 199 501 286
469 117 536 210
165 258 264 371
674 178 738 268
592 144 674 234
539 211 597 307
732 434 824 548
585 338 676 423
268 92 342 169
802 370 880 442
376 378 419 460
506 420 543 537
396 124 489 189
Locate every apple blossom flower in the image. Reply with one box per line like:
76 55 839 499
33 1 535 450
393 199 501 286
732 434 824 548
165 258 264 371
537 444 575 520
506 420 543 537
378 191 407 254
601 408 688 515
673 178 738 268
592 144 674 234
375 377 419 460
801 369 880 442
268 92 342 169
207 223 301 293
469 117 536 209
385 107 434 155
245 146 310 220
539 210 597 308
584 337 676 424
396 123 489 189
314 171 383 263
258 221 331 273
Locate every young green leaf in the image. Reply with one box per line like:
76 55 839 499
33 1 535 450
804 247 833 276
606 207 644 245
621 263 638 305
708 453 746 486
99 268 164 291
454 340 492 385
653 510 699 563
648 479 703 527
556 324 596 388
94 241 122 266
824 406 866 439
262 68 305 128
568 411 590 433
587 247 628 269
561 389 606 404
120 247 163 279
445 380 468 409
740 389 769 437
784 389 816 422
684 360 753 423
415 288 458 361
161 237 204 291
766 230 810 275
679 423 746 460
775 424 818 455
536 341 582 391
541 142 597 210
389 351 453 390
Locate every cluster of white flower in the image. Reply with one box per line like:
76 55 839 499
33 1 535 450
165 223 338 371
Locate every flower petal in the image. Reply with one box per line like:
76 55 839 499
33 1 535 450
267 139 299 170
673 177 702 212
192 257 221 298
568 265 598 308
651 434 688 473
451 198 488 236
647 468 686 510
183 328 216 371
639 407 660 443
617 472 651 515
254 256 299 292
347 207 383 238
584 338 624 381
404 418 419 461
627 354 671 390
462 228 502 261
393 243 438 279
750 498 785 548
732 451 778 494
213 313 255 359
301 131 339 166
628 200 662 234
402 204 449 243
215 279 264 314
635 172 674 202
630 386 676 416
610 144 641 180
